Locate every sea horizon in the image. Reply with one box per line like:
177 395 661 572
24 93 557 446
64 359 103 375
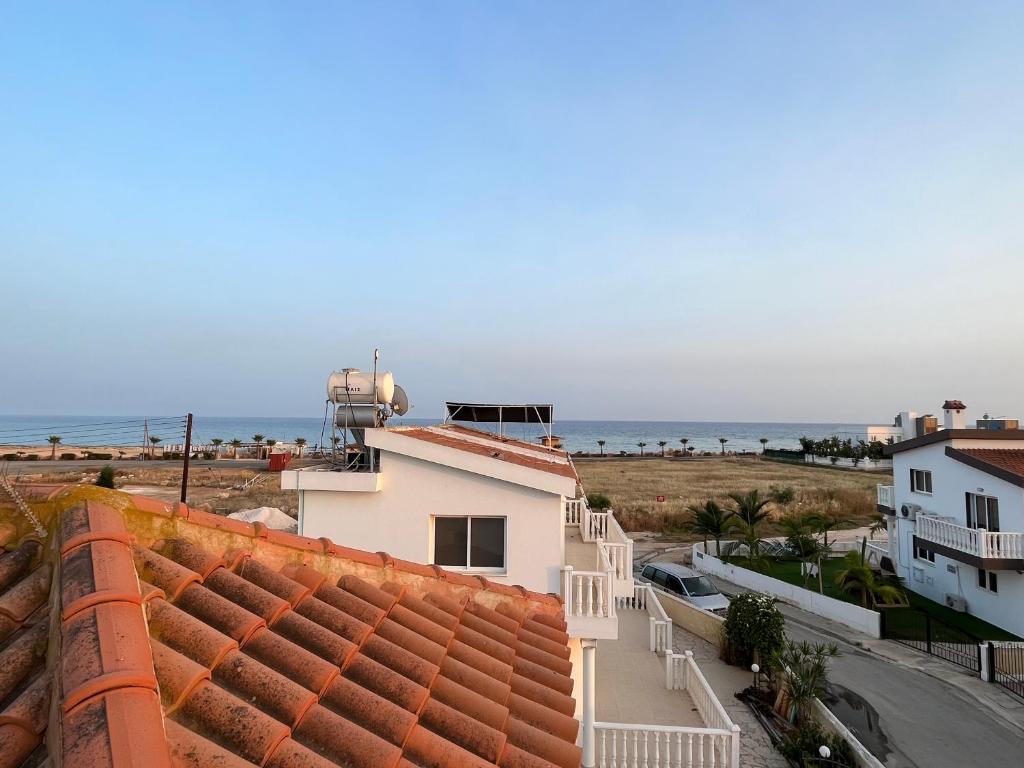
0 413 875 454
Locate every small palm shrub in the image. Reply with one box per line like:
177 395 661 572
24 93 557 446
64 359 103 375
95 466 116 489
586 493 612 510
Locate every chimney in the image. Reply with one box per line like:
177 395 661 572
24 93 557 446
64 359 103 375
942 400 967 430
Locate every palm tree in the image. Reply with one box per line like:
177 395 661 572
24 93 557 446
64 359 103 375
294 437 307 458
252 434 265 459
229 438 242 459
805 511 850 549
210 438 223 458
148 435 162 459
657 440 668 456
771 641 839 725
596 439 606 457
686 500 734 556
266 439 278 454
718 437 728 455
835 539 905 607
728 489 772 529
759 437 769 454
636 441 647 457
679 438 689 456
47 435 61 460
723 519 772 572
869 511 888 539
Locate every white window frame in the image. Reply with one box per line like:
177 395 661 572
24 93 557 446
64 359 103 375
910 468 933 495
429 515 507 574
966 493 1000 532
914 545 935 564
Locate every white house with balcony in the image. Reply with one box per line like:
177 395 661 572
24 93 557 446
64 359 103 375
877 400 1024 637
283 398 741 768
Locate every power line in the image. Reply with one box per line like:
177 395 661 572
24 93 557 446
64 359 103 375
0 416 187 436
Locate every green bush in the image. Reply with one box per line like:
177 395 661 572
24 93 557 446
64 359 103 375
722 593 785 667
769 485 795 505
60 452 77 460
587 493 612 510
2 453 18 461
86 452 113 460
26 454 39 461
202 451 215 460
95 466 116 489
780 721 855 766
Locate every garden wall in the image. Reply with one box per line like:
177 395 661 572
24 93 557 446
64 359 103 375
804 454 893 471
651 588 725 648
691 544 881 638
812 700 886 768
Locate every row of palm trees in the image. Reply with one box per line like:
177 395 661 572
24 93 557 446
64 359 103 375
595 437 773 456
40 434 312 460
685 491 901 606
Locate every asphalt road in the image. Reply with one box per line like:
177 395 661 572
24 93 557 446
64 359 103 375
709 575 1024 768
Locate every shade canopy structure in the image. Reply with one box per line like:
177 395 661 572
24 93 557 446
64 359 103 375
444 402 554 440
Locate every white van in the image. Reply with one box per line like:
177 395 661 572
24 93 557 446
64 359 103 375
639 562 729 613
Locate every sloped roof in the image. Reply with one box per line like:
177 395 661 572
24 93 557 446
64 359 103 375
440 425 562 457
385 427 578 481
0 485 579 768
946 448 1024 488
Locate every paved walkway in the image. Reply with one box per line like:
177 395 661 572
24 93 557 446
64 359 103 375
670 627 788 768
595 609 702 726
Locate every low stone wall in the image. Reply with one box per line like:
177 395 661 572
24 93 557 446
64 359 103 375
811 699 886 768
692 543 881 638
804 454 893 471
650 587 725 648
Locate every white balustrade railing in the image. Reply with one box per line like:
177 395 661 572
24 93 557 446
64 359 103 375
877 484 895 509
594 723 738 768
562 566 616 619
864 541 888 567
566 497 584 526
616 584 673 655
915 515 1024 560
666 651 738 737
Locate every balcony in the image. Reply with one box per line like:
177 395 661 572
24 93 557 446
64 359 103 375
915 515 1024 570
877 484 895 513
563 498 638 639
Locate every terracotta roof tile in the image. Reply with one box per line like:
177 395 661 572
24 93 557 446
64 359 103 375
391 428 578 480
954 448 1024 482
0 486 578 768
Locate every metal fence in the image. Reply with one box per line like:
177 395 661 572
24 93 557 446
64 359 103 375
990 642 1024 701
879 608 982 673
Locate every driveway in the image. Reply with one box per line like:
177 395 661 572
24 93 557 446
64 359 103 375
711 575 1024 768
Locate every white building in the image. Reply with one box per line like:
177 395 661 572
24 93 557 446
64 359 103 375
877 401 1024 637
283 407 741 767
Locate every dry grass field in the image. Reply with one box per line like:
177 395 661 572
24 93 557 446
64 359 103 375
20 466 299 517
574 457 891 540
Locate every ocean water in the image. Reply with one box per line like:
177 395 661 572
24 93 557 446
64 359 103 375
0 414 868 454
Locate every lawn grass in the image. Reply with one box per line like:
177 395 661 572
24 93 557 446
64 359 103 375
575 457 889 538
727 556 1019 640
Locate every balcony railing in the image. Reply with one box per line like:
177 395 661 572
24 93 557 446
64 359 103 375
616 584 673 655
917 515 1024 561
877 484 895 509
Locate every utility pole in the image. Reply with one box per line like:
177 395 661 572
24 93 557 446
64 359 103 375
180 413 193 503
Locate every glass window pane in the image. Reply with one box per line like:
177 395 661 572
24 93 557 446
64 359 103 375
434 517 468 567
925 472 932 493
641 566 655 580
653 570 668 587
978 568 986 588
470 518 504 568
990 572 998 593
988 499 1000 532
666 576 684 595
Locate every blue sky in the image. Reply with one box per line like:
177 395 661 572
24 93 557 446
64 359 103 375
3 2 1023 422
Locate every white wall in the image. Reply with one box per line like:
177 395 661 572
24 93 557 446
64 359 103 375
299 451 566 595
892 440 1024 637
691 543 881 638
805 455 893 471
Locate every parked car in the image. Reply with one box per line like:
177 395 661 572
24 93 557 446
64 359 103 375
638 562 729 612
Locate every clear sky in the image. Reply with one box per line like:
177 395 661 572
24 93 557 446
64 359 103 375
3 2 1023 422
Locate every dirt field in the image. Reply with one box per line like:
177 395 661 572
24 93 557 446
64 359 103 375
574 457 891 540
18 466 299 517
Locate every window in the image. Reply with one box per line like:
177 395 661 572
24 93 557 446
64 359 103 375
910 469 932 494
965 493 1000 531
681 576 719 597
652 569 669 588
432 516 505 570
978 568 998 593
665 575 684 595
641 565 656 581
915 546 935 563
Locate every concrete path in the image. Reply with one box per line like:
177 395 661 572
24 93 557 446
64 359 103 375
671 628 789 768
596 609 702 726
709 574 1024 768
